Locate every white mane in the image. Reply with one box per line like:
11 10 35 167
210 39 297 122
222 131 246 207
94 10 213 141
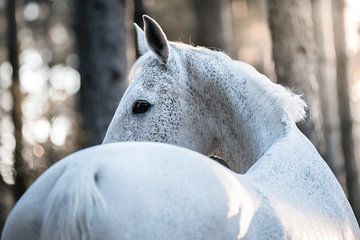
249 68 308 123
238 61 308 123
174 43 308 124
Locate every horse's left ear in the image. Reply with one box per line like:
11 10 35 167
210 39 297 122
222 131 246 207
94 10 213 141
143 15 170 64
134 23 149 55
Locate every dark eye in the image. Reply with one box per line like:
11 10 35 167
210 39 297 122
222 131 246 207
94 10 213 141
132 100 152 114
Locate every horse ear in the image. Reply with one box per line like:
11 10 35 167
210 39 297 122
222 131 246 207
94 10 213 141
134 23 149 55
143 15 170 64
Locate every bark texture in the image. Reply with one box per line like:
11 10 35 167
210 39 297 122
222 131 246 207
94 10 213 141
0 178 13 233
134 0 146 28
267 0 324 152
134 0 146 58
193 0 233 54
311 0 344 181
75 0 128 146
7 0 27 200
331 0 360 222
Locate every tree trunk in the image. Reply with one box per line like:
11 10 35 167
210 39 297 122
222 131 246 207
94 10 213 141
75 0 129 146
192 0 233 54
134 0 146 28
331 0 360 222
0 178 14 233
311 0 344 183
267 0 324 153
134 0 146 58
6 0 27 200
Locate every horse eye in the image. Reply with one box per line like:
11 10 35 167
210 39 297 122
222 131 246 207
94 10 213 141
132 100 151 114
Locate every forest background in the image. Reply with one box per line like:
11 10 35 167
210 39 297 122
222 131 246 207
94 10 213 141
0 0 360 230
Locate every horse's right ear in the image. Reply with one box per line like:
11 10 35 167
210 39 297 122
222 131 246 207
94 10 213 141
143 15 170 64
134 23 149 55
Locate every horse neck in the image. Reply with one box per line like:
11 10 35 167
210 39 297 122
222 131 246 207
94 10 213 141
187 52 289 173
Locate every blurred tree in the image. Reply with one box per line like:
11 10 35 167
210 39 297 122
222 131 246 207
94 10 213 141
134 0 146 28
311 0 344 181
6 0 27 200
192 0 233 54
0 178 13 233
267 0 324 153
331 0 360 221
134 0 146 58
75 0 129 146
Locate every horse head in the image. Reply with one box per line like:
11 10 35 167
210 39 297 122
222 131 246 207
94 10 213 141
104 16 220 158
103 15 308 173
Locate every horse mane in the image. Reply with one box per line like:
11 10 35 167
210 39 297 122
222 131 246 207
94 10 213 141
235 62 308 123
276 86 308 123
40 166 106 240
176 43 308 124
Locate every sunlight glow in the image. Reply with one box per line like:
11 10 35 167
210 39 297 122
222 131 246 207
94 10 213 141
0 91 13 112
24 2 40 22
0 117 15 152
48 89 69 101
22 95 49 120
0 116 16 184
346 0 360 54
22 118 51 144
33 118 51 143
213 168 257 239
49 64 81 94
20 48 43 68
0 62 12 89
19 48 49 93
19 65 48 93
352 81 360 102
50 116 71 146
0 162 15 185
50 24 68 46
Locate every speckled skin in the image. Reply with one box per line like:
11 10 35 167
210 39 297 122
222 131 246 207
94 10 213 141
2 16 359 240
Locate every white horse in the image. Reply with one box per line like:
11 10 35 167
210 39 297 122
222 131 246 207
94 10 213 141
2 15 359 239
103 15 359 237
2 142 249 240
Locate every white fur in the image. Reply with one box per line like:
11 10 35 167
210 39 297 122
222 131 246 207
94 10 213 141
231 60 308 123
134 23 148 55
40 163 106 240
2 141 359 239
2 143 250 239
